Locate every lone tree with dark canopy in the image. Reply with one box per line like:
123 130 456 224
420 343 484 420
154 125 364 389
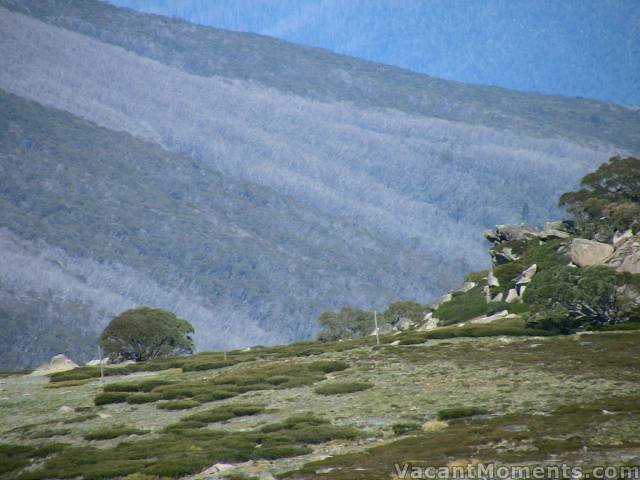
99 307 195 362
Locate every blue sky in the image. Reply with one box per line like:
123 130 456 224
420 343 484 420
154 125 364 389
111 0 640 106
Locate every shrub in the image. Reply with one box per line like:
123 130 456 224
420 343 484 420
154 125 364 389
383 301 428 324
317 307 375 342
126 393 161 404
433 286 509 325
84 426 148 440
182 404 264 424
181 360 235 372
313 381 372 396
43 379 91 389
63 413 99 424
156 399 200 410
308 360 349 373
391 422 422 436
524 265 623 331
437 407 488 420
94 392 129 405
104 378 174 393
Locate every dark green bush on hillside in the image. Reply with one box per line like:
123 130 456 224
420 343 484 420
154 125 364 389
313 381 372 396
317 307 375 342
559 156 640 240
99 307 194 362
437 406 488 420
524 265 624 332
383 301 427 324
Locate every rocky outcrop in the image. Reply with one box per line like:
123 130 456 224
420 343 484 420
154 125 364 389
483 224 540 245
539 221 573 240
428 293 452 310
487 271 500 287
515 264 537 285
454 282 476 293
469 310 510 324
569 239 614 267
370 323 394 336
419 313 440 331
605 234 640 274
30 354 78 376
505 288 520 303
396 318 415 331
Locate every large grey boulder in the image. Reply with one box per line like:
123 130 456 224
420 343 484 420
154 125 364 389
490 246 520 265
569 239 614 267
396 317 415 331
371 323 394 335
454 282 476 293
470 310 509 324
515 264 537 285
605 235 640 274
505 288 520 303
30 354 78 376
419 312 440 331
483 224 539 245
539 221 573 240
487 271 500 287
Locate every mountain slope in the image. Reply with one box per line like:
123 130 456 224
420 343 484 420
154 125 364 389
0 1 639 368
0 90 451 369
3 0 640 148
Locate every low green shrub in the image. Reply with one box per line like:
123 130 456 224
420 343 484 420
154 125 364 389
260 415 359 444
84 426 148 441
63 413 99 424
104 378 173 393
437 406 488 420
313 381 372 396
391 422 422 436
182 404 264 424
126 393 161 404
308 360 349 373
43 379 91 389
156 399 200 410
0 443 67 476
94 392 129 405
28 428 72 439
181 360 236 372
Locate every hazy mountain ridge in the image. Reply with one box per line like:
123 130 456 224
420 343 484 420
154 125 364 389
2 0 639 150
0 1 639 369
0 90 451 369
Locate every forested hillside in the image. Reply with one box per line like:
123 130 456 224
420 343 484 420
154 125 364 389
0 91 449 369
0 0 638 369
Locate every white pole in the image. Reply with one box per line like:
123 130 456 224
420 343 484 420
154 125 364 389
223 349 227 361
374 311 380 346
98 345 105 383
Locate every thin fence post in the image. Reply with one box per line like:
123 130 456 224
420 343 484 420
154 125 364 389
374 311 380 347
98 345 105 383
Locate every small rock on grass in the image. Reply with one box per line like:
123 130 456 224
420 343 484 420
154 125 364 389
422 420 448 431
